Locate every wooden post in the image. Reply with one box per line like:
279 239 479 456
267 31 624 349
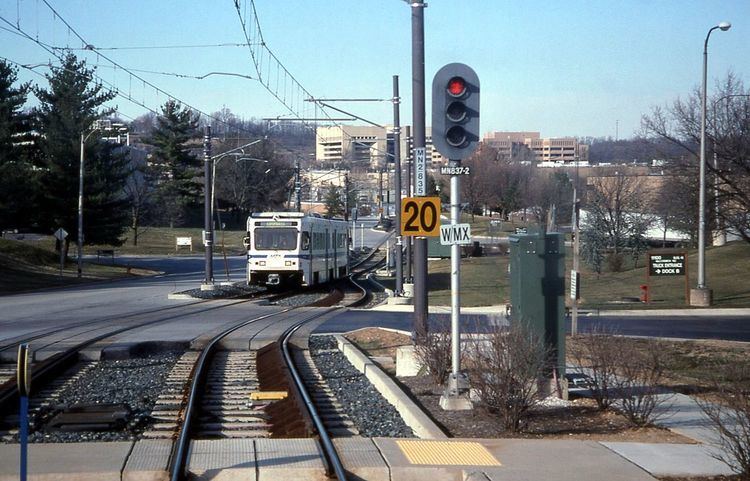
647 252 651 303
684 250 690 306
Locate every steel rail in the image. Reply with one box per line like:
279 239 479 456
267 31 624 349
0 298 255 415
281 318 349 481
167 307 296 481
0 299 205 353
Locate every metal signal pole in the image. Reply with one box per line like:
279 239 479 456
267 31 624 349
393 75 404 296
411 0 428 338
404 125 413 282
202 126 214 289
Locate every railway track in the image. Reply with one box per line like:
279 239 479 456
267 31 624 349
3 242 389 480
168 245 387 480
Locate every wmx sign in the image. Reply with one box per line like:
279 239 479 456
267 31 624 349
440 223 472 245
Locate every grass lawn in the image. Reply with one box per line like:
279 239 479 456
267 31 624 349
378 253 510 307
376 240 750 309
575 241 750 309
15 227 248 256
0 238 141 293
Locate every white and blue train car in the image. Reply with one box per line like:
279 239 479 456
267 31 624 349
244 212 349 287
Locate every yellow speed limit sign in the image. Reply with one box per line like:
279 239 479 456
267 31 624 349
401 197 441 236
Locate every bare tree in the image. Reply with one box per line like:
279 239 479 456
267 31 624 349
698 364 750 479
413 320 453 386
582 170 653 271
213 140 292 224
123 164 153 246
469 322 552 432
642 73 750 244
526 170 573 231
461 145 501 219
616 339 671 426
569 328 626 410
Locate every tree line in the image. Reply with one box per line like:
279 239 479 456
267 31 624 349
0 54 295 252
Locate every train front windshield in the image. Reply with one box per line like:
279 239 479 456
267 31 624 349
254 228 298 250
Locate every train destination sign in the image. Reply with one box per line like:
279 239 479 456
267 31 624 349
649 253 686 276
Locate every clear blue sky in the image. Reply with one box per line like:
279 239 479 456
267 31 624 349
2 0 748 139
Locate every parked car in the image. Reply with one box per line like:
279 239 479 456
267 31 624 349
565 372 593 389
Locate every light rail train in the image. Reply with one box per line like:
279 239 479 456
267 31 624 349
243 212 349 287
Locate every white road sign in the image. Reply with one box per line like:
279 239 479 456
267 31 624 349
54 228 68 241
440 223 472 245
414 147 426 196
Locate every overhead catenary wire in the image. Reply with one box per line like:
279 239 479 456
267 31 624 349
2 7 261 142
233 0 399 162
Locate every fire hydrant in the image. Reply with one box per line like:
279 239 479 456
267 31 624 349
640 284 649 303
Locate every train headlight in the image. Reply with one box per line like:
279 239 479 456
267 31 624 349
285 261 293 266
258 261 266 266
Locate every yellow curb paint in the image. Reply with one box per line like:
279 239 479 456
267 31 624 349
395 440 501 466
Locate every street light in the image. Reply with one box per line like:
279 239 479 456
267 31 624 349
78 120 127 278
208 139 268 285
694 21 731 306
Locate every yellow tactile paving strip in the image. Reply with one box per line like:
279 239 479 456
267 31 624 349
395 440 501 466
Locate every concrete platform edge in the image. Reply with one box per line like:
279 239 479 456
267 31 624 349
334 334 447 439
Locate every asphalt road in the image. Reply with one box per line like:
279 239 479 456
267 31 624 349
575 314 750 342
315 310 750 342
3 221 747 344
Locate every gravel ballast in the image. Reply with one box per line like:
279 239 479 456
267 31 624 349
309 335 414 438
20 351 181 443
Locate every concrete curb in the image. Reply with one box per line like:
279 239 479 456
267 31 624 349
366 273 393 297
334 334 447 439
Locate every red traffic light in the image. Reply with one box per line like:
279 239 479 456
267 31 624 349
447 77 466 97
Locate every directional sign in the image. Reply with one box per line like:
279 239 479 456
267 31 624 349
570 270 580 300
401 197 440 237
414 148 427 196
440 223 472 245
649 253 686 276
54 228 68 241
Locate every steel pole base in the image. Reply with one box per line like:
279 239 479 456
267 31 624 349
439 372 473 411
689 287 713 307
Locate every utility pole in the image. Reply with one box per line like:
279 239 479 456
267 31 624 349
202 126 214 290
571 161 580 335
295 158 302 212
393 75 404 296
411 0 428 339
378 168 384 221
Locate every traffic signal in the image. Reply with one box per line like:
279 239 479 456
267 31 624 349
432 63 480 160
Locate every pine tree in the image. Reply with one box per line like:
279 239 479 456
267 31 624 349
323 185 345 218
145 100 201 227
0 60 38 230
34 53 129 250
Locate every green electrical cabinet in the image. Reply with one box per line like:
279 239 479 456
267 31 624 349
508 232 566 375
427 236 451 258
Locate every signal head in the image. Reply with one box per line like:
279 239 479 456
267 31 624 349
447 77 467 97
431 63 480 160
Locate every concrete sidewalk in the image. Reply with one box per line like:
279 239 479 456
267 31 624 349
600 392 738 478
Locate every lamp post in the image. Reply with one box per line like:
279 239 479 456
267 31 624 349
78 120 127 278
693 21 731 307
207 138 267 286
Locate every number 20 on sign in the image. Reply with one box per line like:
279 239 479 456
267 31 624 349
401 197 441 237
